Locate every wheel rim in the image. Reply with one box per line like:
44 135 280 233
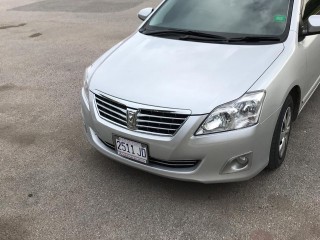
279 107 292 158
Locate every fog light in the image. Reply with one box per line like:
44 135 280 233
220 152 252 174
237 156 249 166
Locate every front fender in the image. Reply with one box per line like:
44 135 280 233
248 31 307 123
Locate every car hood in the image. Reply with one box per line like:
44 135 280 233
90 32 284 115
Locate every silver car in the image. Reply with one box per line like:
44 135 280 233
81 0 320 183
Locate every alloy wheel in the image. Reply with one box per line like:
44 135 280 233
279 107 292 158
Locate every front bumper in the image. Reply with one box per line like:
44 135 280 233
81 90 279 183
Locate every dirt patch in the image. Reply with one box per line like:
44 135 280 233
267 194 293 211
12 133 38 146
0 83 17 91
0 125 38 147
29 33 42 38
0 23 26 30
0 217 29 240
250 230 274 240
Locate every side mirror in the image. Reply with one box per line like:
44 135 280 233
138 8 153 21
307 15 320 35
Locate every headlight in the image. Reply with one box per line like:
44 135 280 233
83 67 91 101
196 91 266 135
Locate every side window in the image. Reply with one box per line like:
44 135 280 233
303 0 320 21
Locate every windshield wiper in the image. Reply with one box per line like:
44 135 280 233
140 28 228 42
179 34 228 42
228 36 281 43
140 28 280 43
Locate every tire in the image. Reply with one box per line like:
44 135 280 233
268 95 294 170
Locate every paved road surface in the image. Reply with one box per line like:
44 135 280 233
0 0 319 239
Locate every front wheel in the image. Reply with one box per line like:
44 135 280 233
268 95 294 170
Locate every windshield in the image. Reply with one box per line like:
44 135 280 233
145 0 291 38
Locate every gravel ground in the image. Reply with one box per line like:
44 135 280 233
0 0 319 239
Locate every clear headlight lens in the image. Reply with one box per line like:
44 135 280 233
196 91 266 135
83 67 90 101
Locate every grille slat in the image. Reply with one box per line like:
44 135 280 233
95 93 189 136
96 103 126 119
96 95 127 111
96 98 127 114
95 94 127 127
99 110 127 126
138 114 187 121
135 129 176 136
149 159 197 168
97 100 127 115
136 127 176 135
136 109 188 135
137 119 181 126
136 125 177 131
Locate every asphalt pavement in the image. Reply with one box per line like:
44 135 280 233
0 0 319 239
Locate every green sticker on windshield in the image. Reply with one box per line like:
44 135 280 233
274 15 287 22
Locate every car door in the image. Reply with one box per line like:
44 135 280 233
301 0 320 103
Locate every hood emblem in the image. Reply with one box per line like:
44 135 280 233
127 109 138 130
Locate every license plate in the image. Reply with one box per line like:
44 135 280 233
115 136 148 164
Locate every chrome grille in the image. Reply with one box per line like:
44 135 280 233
136 109 189 135
95 94 127 127
95 93 189 136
